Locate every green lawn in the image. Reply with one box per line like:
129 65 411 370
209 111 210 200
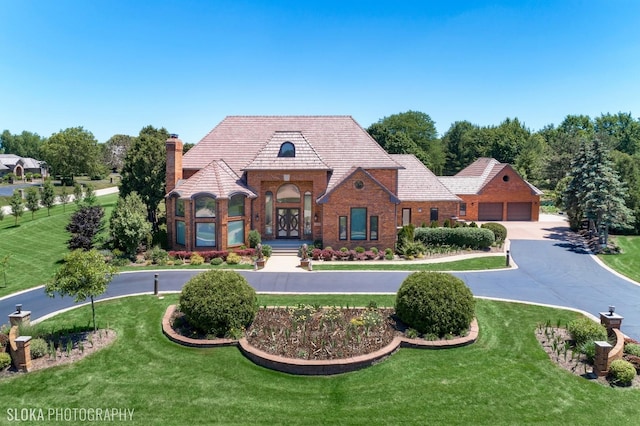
313 255 508 271
598 236 640 283
0 194 118 297
1 294 638 425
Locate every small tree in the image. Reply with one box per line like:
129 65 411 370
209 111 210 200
109 192 152 256
9 191 24 225
59 185 71 212
25 187 40 220
83 184 97 207
0 255 9 288
67 206 105 250
45 249 116 331
73 183 84 206
41 178 56 216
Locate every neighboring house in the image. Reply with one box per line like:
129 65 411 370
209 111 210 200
165 116 462 251
438 157 543 222
0 154 47 179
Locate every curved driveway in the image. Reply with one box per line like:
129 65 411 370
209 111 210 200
2 233 640 340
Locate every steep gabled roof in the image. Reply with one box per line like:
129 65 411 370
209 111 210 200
182 116 402 192
317 167 400 204
392 154 461 202
437 157 543 195
168 159 257 199
244 131 331 171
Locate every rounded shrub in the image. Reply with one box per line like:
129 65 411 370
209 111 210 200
210 257 224 266
481 222 507 244
179 270 258 337
625 343 640 357
226 252 241 265
567 317 607 346
30 338 48 359
0 352 11 370
190 253 205 266
608 359 636 386
395 272 475 336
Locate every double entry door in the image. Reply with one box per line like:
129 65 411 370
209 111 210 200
277 208 299 238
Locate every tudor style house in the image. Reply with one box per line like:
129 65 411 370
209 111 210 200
438 157 543 222
165 116 463 251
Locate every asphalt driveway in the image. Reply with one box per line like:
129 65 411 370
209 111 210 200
2 215 640 340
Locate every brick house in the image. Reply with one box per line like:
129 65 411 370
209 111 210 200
438 158 543 221
165 116 461 251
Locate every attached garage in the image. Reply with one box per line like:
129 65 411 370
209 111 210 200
478 202 503 221
507 202 532 221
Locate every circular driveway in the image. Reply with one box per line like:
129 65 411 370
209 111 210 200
2 215 640 340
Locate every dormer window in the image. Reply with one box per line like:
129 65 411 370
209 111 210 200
278 141 295 157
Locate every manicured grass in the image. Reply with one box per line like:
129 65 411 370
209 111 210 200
0 174 121 206
0 194 118 297
1 294 638 425
313 255 508 271
598 236 640 283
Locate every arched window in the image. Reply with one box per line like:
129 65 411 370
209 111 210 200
278 142 295 157
276 184 300 203
195 196 216 218
228 194 245 217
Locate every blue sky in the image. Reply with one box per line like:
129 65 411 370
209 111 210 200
1 0 639 144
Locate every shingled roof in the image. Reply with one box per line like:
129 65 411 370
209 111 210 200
392 154 461 201
182 116 402 192
438 157 542 195
169 159 257 199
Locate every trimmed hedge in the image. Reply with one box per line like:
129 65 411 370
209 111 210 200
481 222 507 243
414 227 495 249
179 270 258 337
395 272 475 337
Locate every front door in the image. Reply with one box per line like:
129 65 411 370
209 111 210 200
277 208 300 238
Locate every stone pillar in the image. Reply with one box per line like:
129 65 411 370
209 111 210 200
593 341 613 376
9 308 31 327
600 312 623 334
13 336 32 372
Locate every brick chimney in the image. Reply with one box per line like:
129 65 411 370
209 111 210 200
166 134 183 193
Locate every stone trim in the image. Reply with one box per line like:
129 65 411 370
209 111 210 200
162 305 479 375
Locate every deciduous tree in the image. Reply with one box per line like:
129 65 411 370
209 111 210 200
102 134 133 172
66 206 104 250
0 130 45 158
41 178 56 216
9 191 24 226
40 127 101 181
45 249 116 331
25 187 40 220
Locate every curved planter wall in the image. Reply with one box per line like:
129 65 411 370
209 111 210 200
162 305 479 375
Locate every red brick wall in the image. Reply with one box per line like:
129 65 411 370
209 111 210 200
165 138 183 192
397 201 459 227
457 167 540 221
320 169 398 250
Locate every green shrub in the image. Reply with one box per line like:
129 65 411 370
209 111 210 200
395 272 475 336
399 240 425 257
179 270 258 337
248 230 261 248
355 246 365 254
30 338 48 359
151 246 169 265
414 227 495 249
567 317 607 346
210 257 224 266
0 352 10 369
384 248 394 260
608 359 636 386
261 244 272 258
625 343 640 357
226 252 241 265
578 341 596 363
190 253 205 266
370 247 379 255
481 223 508 243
